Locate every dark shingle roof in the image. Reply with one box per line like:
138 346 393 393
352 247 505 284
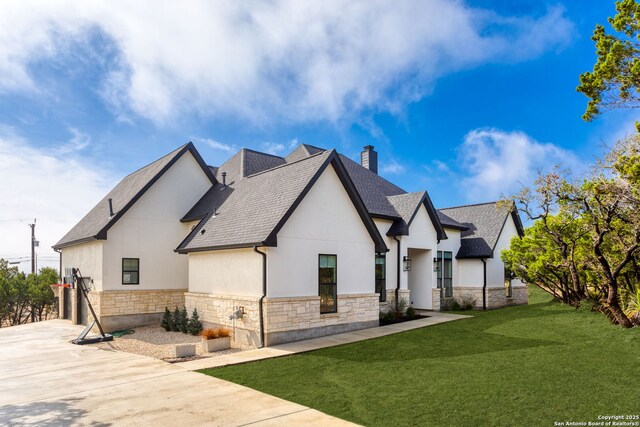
54 142 216 249
177 150 387 253
215 149 285 185
436 211 469 230
438 202 522 258
338 154 405 218
285 144 326 163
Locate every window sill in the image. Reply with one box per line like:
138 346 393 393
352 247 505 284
320 312 339 318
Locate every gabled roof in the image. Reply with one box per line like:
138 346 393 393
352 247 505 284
338 154 405 218
176 150 387 253
387 192 447 240
285 144 325 163
215 148 285 185
436 211 469 231
283 146 447 240
53 142 216 249
438 201 523 258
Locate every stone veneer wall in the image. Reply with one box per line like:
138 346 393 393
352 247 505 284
432 288 442 311
263 293 379 346
56 287 186 331
380 289 410 312
452 286 528 309
184 292 261 347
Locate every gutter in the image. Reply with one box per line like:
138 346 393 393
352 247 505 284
253 246 267 348
53 248 62 282
393 236 401 311
481 258 487 311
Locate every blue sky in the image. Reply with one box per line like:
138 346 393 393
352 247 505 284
0 0 635 271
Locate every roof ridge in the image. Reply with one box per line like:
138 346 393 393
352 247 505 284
121 142 189 179
244 149 332 179
439 201 499 210
242 147 285 159
338 153 408 194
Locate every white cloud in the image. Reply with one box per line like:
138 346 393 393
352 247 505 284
55 127 90 154
261 142 286 155
458 128 581 202
193 137 235 153
288 138 300 150
0 1 573 126
0 127 116 272
381 159 405 175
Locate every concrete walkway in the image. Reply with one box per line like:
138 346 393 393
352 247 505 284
0 320 355 426
181 311 470 371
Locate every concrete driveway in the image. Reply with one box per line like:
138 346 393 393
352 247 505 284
0 320 355 426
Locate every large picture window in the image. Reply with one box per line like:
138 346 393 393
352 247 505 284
319 255 337 314
375 254 386 302
122 258 139 285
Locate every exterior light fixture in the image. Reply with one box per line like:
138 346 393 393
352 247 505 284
403 256 412 271
433 257 440 272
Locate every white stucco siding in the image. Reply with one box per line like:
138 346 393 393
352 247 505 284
457 259 484 287
487 215 523 288
399 207 438 292
267 164 375 298
61 240 103 290
438 228 461 287
102 152 212 290
188 249 263 296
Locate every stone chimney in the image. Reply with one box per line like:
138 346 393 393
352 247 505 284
360 145 378 174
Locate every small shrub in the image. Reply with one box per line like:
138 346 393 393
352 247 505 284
459 293 477 311
441 297 461 311
201 327 231 340
161 307 172 331
389 297 409 320
406 306 416 318
187 308 203 336
178 307 188 333
171 307 180 331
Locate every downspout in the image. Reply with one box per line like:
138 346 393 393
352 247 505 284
253 246 267 348
481 258 487 311
53 248 62 282
393 236 401 311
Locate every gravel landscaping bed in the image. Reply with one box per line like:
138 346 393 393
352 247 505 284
95 325 252 361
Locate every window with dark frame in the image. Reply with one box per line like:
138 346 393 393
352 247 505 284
122 258 139 285
319 255 337 314
436 251 453 297
375 254 386 302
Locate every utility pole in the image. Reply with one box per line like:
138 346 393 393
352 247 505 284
29 219 36 274
29 219 36 323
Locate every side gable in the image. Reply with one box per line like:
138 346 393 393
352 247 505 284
387 192 447 240
54 142 216 249
176 151 387 253
265 152 388 253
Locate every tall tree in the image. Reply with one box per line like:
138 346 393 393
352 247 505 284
578 0 640 123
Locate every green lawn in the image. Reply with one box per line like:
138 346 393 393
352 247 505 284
201 287 640 426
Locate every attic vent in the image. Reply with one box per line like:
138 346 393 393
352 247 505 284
221 171 227 186
200 229 206 235
108 198 115 217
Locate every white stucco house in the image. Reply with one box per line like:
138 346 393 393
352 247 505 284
53 142 526 347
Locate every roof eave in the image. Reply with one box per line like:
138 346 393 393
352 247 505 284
52 235 102 250
176 241 271 254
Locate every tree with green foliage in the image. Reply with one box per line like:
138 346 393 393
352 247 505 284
178 306 188 333
161 307 172 331
28 267 58 321
578 0 640 124
171 306 180 332
187 308 203 336
504 136 640 327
